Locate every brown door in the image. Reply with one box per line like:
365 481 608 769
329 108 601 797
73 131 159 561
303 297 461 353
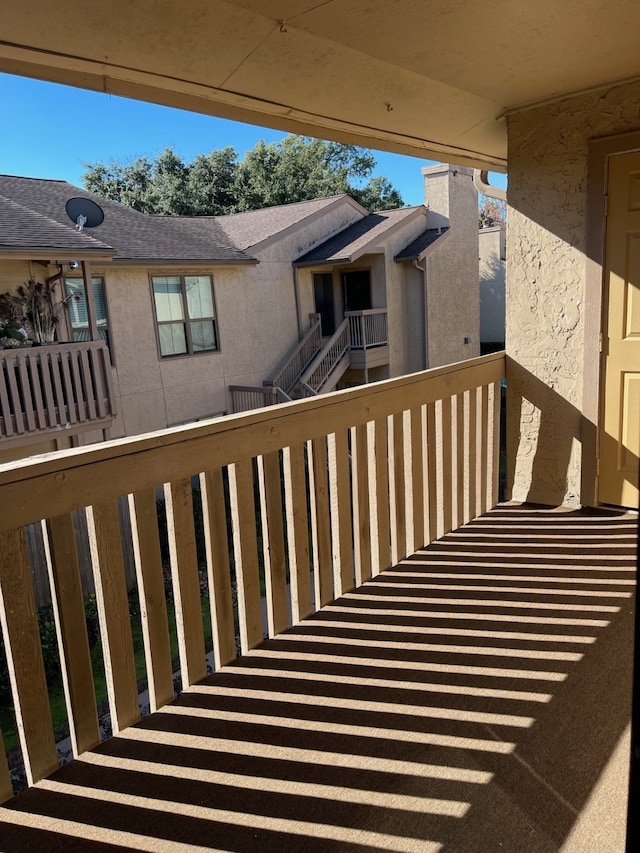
600 150 640 508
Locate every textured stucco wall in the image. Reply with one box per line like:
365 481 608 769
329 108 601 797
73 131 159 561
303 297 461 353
506 79 640 506
479 226 506 344
423 165 480 368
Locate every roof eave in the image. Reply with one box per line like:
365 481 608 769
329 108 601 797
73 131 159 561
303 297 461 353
0 248 115 261
110 256 259 266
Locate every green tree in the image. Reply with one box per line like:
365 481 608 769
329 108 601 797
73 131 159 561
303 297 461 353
82 135 403 215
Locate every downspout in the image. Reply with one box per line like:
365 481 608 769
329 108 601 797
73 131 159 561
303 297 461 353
292 266 302 339
413 257 428 370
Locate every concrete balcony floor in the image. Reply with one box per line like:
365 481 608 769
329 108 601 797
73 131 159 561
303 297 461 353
0 504 636 852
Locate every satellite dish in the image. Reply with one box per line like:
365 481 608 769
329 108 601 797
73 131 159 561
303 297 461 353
65 197 104 232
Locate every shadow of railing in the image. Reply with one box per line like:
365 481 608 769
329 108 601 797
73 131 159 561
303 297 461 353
0 504 634 852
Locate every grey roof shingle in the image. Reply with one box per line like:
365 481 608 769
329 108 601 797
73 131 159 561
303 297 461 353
0 194 115 253
394 226 449 261
215 195 351 250
0 176 254 263
295 206 424 265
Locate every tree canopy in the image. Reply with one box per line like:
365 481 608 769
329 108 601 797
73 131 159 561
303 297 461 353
82 135 404 215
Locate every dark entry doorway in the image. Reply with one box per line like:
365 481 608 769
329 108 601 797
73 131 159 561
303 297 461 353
313 273 335 335
343 269 372 311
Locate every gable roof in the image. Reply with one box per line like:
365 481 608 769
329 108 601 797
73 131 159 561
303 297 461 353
215 195 366 251
394 227 450 262
294 206 426 266
0 175 254 264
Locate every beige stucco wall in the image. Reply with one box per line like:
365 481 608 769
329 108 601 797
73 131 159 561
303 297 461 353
479 226 506 345
423 165 480 368
506 78 640 507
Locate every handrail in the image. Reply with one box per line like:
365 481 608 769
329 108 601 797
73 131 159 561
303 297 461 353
0 351 506 795
267 314 322 394
299 318 350 392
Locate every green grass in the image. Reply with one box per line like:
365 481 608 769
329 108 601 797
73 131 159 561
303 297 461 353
0 593 213 757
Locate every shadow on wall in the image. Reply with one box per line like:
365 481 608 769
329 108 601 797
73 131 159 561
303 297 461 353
505 358 639 507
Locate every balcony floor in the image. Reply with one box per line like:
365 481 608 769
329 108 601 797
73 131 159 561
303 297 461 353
0 504 636 852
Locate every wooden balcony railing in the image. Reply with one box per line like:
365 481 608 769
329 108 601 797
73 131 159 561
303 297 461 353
345 308 388 349
0 351 505 800
0 341 116 447
229 384 291 412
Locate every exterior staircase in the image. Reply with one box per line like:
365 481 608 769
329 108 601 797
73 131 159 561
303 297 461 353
230 309 389 412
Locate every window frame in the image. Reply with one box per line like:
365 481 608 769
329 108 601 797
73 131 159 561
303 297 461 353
150 272 220 359
63 274 113 361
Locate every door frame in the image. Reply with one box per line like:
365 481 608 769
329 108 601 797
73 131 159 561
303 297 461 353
586 130 640 506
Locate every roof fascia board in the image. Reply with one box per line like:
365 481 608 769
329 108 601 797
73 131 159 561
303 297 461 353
356 206 428 258
0 249 115 261
111 257 258 266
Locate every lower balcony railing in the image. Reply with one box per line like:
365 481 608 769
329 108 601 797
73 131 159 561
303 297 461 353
0 351 505 801
0 341 116 448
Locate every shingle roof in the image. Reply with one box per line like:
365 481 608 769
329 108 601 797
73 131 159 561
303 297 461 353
0 194 114 253
295 206 425 265
394 226 449 261
0 176 254 263
215 195 352 250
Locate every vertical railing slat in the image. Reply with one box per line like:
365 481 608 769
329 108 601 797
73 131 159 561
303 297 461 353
89 347 107 418
229 460 263 653
410 406 425 551
426 401 438 543
69 349 87 422
59 349 77 424
441 397 453 535
49 350 68 426
310 436 333 606
468 388 478 522
492 381 502 508
480 384 490 515
87 501 139 733
201 468 236 669
44 514 100 756
392 411 406 563
27 352 47 430
260 451 288 637
164 478 207 686
374 417 392 573
455 392 465 528
80 348 97 421
5 359 25 434
129 489 174 713
285 443 312 622
0 528 58 785
39 351 57 428
329 429 353 596
17 356 36 432
353 423 371 585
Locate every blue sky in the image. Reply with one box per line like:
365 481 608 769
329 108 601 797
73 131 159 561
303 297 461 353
0 73 506 207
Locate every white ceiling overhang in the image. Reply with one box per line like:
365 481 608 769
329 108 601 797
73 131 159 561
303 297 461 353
2 1 640 170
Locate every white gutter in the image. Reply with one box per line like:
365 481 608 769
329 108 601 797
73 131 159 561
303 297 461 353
473 170 507 202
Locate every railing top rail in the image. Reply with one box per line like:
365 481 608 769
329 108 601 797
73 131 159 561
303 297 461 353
0 352 506 530
344 308 387 317
0 340 109 357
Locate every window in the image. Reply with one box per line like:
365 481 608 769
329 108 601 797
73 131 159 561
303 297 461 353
64 276 110 349
152 275 218 357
